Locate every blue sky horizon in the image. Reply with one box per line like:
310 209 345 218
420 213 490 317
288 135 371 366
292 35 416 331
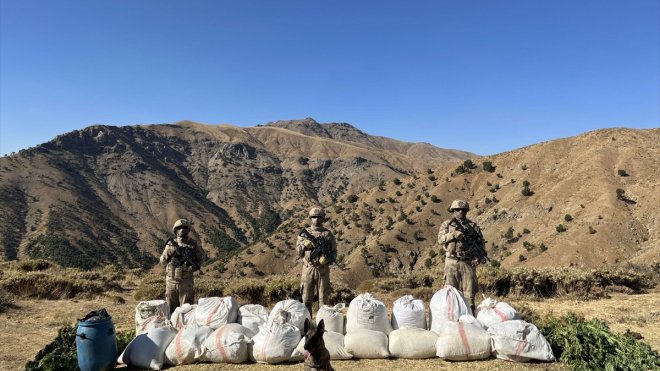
1 1 658 156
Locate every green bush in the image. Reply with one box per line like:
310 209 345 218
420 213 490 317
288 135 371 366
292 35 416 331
347 194 359 203
19 259 53 272
133 276 165 301
25 324 78 371
556 224 567 233
540 313 660 370
564 214 573 222
617 169 629 177
482 161 496 172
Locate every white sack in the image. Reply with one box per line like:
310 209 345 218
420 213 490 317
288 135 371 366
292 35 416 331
476 297 519 328
294 331 353 360
436 320 491 361
117 326 177 370
250 321 301 364
202 323 251 364
137 315 170 334
238 304 268 337
344 329 389 359
487 320 555 362
170 303 197 330
391 295 426 330
429 286 471 334
165 323 214 365
135 300 170 334
316 303 346 334
268 299 310 335
346 293 392 335
388 328 438 359
459 314 487 330
194 296 239 329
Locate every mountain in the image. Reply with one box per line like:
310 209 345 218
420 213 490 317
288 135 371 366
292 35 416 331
0 119 472 269
219 128 659 287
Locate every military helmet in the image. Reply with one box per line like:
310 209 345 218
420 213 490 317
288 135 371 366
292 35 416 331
172 219 192 233
450 199 470 211
308 207 325 219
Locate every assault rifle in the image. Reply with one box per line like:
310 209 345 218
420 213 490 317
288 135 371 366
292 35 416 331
299 229 334 265
166 237 203 274
449 219 489 264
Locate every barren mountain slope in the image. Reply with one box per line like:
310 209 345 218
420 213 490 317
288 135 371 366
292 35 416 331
222 128 659 287
0 120 469 268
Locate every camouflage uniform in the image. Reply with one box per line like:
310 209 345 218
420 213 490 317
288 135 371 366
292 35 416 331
437 200 486 310
160 219 205 312
296 207 337 315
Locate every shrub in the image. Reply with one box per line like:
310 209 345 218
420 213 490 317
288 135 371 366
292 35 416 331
617 169 629 177
133 275 165 300
523 228 531 234
589 226 597 234
424 258 433 268
19 259 52 272
393 178 402 185
564 214 573 222
539 243 548 252
518 254 527 262
346 194 359 203
430 195 441 203
540 313 660 370
0 288 15 313
428 174 437 181
482 161 496 172
1 272 118 300
522 183 534 196
556 224 567 233
25 325 78 371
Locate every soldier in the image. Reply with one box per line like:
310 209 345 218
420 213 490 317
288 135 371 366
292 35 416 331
437 199 487 313
296 207 337 315
160 219 206 312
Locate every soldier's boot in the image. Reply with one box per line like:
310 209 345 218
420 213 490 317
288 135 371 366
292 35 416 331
304 302 313 317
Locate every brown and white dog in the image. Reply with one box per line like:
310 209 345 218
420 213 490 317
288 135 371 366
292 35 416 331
303 318 333 371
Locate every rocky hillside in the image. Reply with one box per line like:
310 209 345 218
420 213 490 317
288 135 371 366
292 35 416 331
219 128 659 287
0 119 471 269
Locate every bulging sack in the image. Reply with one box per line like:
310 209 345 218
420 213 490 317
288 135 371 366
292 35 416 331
344 329 389 359
165 323 214 366
238 304 268 337
250 320 301 364
194 297 239 329
118 325 177 370
476 297 519 328
135 300 170 334
316 303 346 334
294 331 353 360
389 328 438 359
391 295 426 330
268 299 310 335
436 320 491 361
487 320 555 362
170 303 197 330
346 293 392 334
202 323 252 364
429 286 471 334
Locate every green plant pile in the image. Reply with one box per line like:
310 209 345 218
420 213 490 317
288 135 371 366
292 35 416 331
540 313 660 371
478 265 656 299
25 324 135 371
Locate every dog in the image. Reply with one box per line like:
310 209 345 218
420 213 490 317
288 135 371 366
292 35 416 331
303 318 333 371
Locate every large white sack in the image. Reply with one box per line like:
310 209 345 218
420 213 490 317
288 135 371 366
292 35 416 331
238 304 268 337
391 295 426 330
171 303 197 330
201 323 251 364
117 326 177 370
135 300 170 334
137 315 171 334
487 320 555 362
194 297 239 329
250 321 301 364
476 297 519 328
316 303 346 334
436 320 491 361
268 299 310 335
294 331 353 360
459 314 487 330
346 293 392 335
389 328 438 359
165 323 214 365
429 286 471 334
344 329 389 359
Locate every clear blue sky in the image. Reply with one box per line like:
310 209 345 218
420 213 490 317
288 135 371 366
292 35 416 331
1 1 658 156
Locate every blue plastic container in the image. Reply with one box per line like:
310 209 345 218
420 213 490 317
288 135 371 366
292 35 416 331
75 316 118 371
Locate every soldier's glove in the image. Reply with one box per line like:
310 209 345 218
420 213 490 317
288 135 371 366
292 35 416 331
453 231 464 241
302 239 313 250
318 256 328 265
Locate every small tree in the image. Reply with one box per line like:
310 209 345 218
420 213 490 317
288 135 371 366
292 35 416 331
556 224 567 233
589 226 597 234
518 254 527 262
483 161 496 172
393 178 402 185
347 194 359 203
539 243 548 252
564 214 573 222
424 258 433 268
617 169 629 177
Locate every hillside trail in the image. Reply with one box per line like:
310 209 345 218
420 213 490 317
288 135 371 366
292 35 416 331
2 289 658 371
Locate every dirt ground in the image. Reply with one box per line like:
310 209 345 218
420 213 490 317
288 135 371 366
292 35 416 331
2 290 658 371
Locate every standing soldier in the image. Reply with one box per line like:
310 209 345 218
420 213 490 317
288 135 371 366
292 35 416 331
296 207 337 315
160 219 206 312
437 199 487 313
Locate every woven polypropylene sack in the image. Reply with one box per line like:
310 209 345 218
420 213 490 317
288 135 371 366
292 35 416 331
346 293 392 335
344 329 389 359
391 295 426 330
435 320 490 361
487 320 555 362
429 286 471 334
118 326 177 370
201 323 251 364
389 328 438 359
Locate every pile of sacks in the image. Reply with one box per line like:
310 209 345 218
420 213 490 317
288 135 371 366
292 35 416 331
118 286 554 369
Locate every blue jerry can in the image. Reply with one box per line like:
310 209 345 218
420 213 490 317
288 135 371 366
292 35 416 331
75 315 118 371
